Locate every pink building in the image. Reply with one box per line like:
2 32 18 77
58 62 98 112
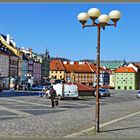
33 62 41 84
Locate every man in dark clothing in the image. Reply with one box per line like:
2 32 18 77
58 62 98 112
49 86 57 108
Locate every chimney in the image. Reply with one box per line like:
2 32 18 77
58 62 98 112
6 34 10 44
29 48 32 57
70 61 74 65
29 48 32 53
63 61 67 64
13 42 16 47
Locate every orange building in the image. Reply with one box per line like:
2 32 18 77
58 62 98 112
49 59 96 86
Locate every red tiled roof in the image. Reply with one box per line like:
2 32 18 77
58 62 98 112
64 62 94 73
66 82 95 91
116 66 136 73
50 59 65 71
61 61 96 73
90 63 96 70
50 59 111 74
91 64 110 73
100 85 114 89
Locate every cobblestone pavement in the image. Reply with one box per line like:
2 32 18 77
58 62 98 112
0 90 139 138
78 113 140 138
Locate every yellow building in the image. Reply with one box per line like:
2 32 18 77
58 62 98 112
49 59 66 80
49 60 95 86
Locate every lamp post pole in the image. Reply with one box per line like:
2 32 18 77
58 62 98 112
77 8 121 132
96 25 100 132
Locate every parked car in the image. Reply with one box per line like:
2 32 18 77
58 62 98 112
0 85 3 92
31 85 46 91
136 91 140 98
94 88 110 97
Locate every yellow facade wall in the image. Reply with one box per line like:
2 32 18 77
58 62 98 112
49 70 65 79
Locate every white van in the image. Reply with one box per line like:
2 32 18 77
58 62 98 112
53 83 78 100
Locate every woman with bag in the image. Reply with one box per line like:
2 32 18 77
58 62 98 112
49 86 58 108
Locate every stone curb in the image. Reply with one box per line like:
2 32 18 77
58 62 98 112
64 110 140 137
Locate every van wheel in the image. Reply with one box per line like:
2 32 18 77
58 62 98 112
73 97 78 100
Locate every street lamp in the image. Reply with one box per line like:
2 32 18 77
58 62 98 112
77 8 121 132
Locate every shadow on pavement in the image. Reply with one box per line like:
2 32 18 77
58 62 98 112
100 125 140 133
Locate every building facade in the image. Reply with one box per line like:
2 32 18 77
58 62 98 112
63 61 95 86
21 53 29 82
93 67 110 87
33 61 41 84
41 49 50 80
49 59 66 80
115 66 138 90
49 60 97 86
100 60 127 88
0 47 9 89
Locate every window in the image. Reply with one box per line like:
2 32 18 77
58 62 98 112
118 86 120 89
129 86 132 89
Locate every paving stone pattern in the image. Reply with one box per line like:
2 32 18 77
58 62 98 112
0 90 139 138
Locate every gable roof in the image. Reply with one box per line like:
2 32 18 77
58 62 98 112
63 61 94 73
116 66 136 73
130 62 140 69
50 59 65 71
100 60 127 69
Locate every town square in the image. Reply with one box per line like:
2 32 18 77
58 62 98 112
0 2 140 138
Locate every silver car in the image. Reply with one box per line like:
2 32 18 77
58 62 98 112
94 88 110 97
136 91 140 98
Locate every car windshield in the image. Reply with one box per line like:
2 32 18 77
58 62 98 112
99 89 106 92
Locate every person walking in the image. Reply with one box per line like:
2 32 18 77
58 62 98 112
49 86 58 108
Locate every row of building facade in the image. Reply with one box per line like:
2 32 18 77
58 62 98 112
1 33 140 90
0 34 50 89
49 59 140 90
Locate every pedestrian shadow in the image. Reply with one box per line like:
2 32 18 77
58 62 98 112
100 125 140 133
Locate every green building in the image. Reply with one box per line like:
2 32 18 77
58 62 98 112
100 60 127 70
115 66 138 90
100 60 127 88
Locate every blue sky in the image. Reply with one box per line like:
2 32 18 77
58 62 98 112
0 3 139 61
